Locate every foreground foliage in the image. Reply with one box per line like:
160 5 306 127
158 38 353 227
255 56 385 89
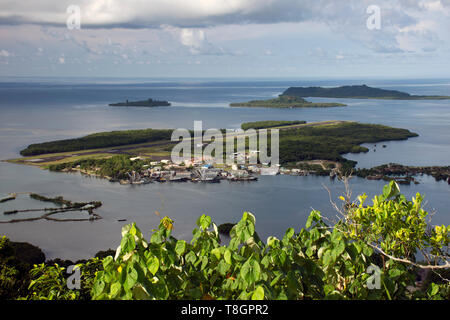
5 182 449 300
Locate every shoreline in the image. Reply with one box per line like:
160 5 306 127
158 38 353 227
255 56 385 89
9 158 450 187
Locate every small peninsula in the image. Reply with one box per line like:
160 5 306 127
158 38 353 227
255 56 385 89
230 95 346 108
109 98 171 107
282 84 450 100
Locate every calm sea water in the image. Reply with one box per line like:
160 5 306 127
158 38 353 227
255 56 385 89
0 78 449 260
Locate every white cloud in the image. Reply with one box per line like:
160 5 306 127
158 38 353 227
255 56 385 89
0 0 447 55
180 29 205 47
0 49 10 57
177 28 226 55
0 0 449 77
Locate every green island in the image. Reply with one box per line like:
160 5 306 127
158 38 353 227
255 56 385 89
282 84 450 100
230 95 346 108
1 181 449 300
6 121 425 184
19 128 174 156
109 98 171 107
277 122 418 169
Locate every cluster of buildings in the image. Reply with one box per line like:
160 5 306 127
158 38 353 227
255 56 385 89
118 156 287 185
119 153 336 185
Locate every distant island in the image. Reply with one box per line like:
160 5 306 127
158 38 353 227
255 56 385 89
109 98 171 107
282 84 450 100
230 95 346 108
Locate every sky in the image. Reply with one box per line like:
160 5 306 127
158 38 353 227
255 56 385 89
0 0 449 79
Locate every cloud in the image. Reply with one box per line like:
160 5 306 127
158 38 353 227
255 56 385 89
0 1 428 28
178 28 227 55
0 49 11 57
0 0 448 55
180 29 205 47
1 0 449 74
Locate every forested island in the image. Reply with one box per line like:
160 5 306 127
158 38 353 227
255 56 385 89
230 95 346 108
11 121 420 181
19 128 174 156
109 98 171 107
282 84 450 100
277 122 418 171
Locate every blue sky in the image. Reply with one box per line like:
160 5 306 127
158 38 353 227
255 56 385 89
0 0 449 78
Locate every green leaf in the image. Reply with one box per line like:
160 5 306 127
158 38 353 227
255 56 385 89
211 248 221 260
224 249 232 265
150 231 163 244
241 258 261 284
197 215 211 230
283 228 295 244
382 181 400 200
322 250 333 266
110 282 122 299
251 286 265 300
92 280 106 298
270 274 283 287
388 268 403 280
175 240 186 256
334 240 345 256
245 212 256 226
147 256 159 275
306 210 321 229
428 283 440 297
124 266 138 290
217 260 230 275
102 256 114 271
200 255 209 271
185 251 197 265
120 234 135 253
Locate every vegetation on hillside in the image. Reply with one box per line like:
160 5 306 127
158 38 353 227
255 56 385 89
20 129 174 156
230 95 346 108
283 84 450 100
241 120 306 130
278 122 418 170
48 155 150 180
2 182 448 300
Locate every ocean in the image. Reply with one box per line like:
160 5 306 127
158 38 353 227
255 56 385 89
0 77 449 260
